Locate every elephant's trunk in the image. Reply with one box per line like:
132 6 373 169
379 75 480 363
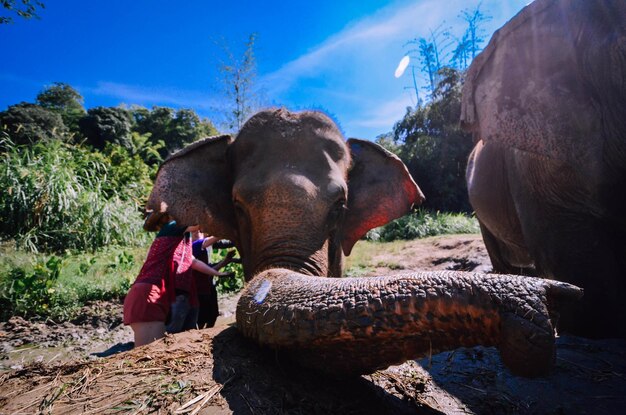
236 269 583 377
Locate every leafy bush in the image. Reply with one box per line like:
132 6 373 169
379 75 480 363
0 256 66 319
0 243 145 321
370 209 480 242
0 134 150 253
213 248 245 294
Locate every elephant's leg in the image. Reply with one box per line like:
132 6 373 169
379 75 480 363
479 221 537 276
508 150 626 338
528 214 625 338
467 141 535 273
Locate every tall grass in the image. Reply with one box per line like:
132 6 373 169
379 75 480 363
368 209 480 242
0 134 149 252
0 242 148 321
0 241 242 321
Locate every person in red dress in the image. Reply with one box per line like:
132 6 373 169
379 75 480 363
123 214 229 347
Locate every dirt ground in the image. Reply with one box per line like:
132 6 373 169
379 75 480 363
1 235 625 414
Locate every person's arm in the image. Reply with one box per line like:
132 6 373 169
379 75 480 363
201 236 220 250
191 258 230 277
212 250 237 271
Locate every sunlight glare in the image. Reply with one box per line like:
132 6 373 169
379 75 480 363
394 55 410 78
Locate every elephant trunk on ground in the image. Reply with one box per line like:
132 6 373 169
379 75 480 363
236 269 583 377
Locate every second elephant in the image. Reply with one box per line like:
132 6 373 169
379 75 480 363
462 0 625 338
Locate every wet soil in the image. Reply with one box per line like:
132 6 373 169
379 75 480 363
1 235 625 414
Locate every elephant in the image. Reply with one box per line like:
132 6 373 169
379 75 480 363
461 0 626 338
145 108 582 377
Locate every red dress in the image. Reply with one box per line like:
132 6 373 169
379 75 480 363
123 225 196 324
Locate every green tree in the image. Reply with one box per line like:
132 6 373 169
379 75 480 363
400 5 491 98
36 82 86 135
0 103 67 146
79 106 133 150
460 3 492 60
132 106 217 156
391 68 474 212
1 0 44 24
216 33 260 132
450 33 471 70
405 24 451 98
128 131 164 167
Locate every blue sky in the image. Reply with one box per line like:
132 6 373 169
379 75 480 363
1 0 529 139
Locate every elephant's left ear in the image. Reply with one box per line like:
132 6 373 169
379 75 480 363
145 135 238 242
342 139 425 256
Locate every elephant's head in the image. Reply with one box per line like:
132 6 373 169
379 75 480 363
146 109 582 376
146 109 423 279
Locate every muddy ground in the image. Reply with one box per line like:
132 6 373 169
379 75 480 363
1 235 625 414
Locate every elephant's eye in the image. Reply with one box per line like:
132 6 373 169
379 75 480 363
328 199 347 227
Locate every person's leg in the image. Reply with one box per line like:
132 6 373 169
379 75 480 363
206 285 219 328
183 306 199 331
166 293 191 334
196 294 211 328
124 283 168 347
131 321 165 347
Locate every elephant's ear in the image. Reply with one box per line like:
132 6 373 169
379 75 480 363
342 139 425 255
145 135 238 241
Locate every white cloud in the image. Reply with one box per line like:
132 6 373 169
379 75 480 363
86 81 220 112
260 0 448 96
260 0 528 138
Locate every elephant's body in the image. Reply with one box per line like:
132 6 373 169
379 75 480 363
462 0 626 337
146 108 582 377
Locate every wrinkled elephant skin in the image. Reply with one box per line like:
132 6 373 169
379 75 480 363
146 108 582 376
462 0 625 338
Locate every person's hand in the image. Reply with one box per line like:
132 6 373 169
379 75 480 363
216 271 236 278
225 250 237 260
202 236 220 249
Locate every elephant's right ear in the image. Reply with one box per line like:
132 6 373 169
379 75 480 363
145 135 238 241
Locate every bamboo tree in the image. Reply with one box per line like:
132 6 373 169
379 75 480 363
216 33 260 132
460 3 492 59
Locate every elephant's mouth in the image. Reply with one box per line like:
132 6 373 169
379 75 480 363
253 254 326 279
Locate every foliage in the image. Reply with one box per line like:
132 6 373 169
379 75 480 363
127 131 164 167
79 106 133 150
368 209 480 242
36 82 86 134
99 140 158 202
459 4 492 60
212 248 245 294
0 0 44 24
0 255 64 319
0 133 149 253
215 33 260 132
131 106 217 157
405 24 451 98
0 103 67 146
62 248 137 304
382 68 474 212
0 243 147 321
401 3 491 100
